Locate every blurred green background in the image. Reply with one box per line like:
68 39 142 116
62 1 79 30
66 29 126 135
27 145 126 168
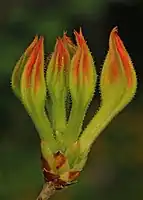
0 0 143 199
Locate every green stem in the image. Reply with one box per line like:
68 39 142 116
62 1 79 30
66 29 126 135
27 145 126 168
79 104 117 153
52 99 66 132
64 102 85 146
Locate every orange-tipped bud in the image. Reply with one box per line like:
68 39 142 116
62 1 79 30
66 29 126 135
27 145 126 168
21 36 46 110
100 27 137 110
79 27 137 154
54 38 70 72
46 38 70 132
69 29 96 106
63 29 96 147
23 37 44 93
63 32 76 57
13 37 57 151
11 36 38 98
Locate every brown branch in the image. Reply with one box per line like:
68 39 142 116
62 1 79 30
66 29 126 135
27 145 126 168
36 182 56 200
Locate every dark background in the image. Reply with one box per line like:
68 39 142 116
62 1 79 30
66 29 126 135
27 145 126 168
0 0 143 199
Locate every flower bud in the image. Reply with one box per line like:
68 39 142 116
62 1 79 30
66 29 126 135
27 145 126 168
11 27 137 190
63 29 96 147
69 29 96 105
11 36 38 99
46 38 70 133
100 27 137 109
79 27 137 154
12 37 57 152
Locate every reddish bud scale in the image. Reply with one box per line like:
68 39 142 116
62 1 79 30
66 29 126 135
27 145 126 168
73 49 81 80
107 49 119 84
110 58 119 80
74 30 85 47
24 37 43 94
112 28 133 87
34 37 44 93
41 154 80 190
25 48 37 87
54 151 66 169
12 36 38 92
68 171 80 181
82 46 90 82
63 33 73 46
25 40 40 88
63 33 77 56
73 30 90 83
54 38 69 72
26 36 38 55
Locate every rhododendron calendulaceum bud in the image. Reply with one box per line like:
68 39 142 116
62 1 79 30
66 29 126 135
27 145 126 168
11 27 137 189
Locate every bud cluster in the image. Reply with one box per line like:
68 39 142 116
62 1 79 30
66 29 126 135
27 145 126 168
11 27 137 189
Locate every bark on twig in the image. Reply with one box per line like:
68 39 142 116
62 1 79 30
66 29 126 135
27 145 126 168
36 182 56 200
